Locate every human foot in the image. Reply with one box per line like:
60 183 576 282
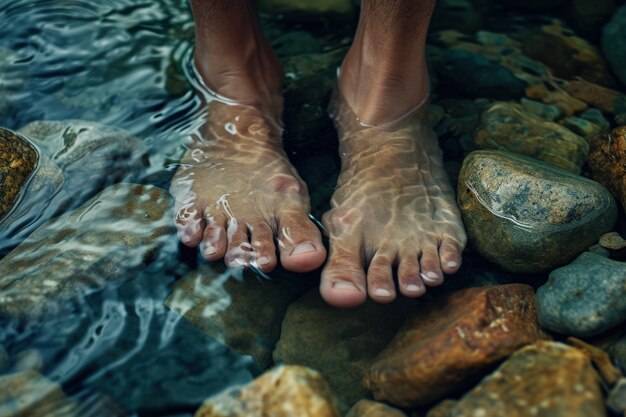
170 99 326 273
320 91 467 308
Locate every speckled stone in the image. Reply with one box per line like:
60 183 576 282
520 98 563 122
536 252 626 337
273 289 407 413
603 5 626 87
562 116 603 139
0 128 38 220
194 365 340 417
587 126 626 212
345 400 407 417
474 102 589 173
458 150 617 273
425 342 606 417
0 183 174 318
364 285 549 407
165 265 310 368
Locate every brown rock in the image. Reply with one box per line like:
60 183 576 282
565 79 624 114
165 265 310 368
425 342 606 417
364 285 550 407
588 126 626 212
194 365 340 417
0 128 38 220
567 337 622 386
345 399 408 417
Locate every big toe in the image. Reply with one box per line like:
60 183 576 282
320 237 366 308
277 210 326 273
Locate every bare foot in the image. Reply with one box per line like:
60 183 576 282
170 99 326 273
320 91 467 308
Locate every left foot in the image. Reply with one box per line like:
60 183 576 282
320 91 467 308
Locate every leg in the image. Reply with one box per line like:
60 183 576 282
170 0 326 273
321 0 467 307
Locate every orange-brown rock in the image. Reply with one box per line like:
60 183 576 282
425 342 606 417
588 126 626 212
194 365 340 417
345 400 407 417
565 79 624 114
364 285 550 407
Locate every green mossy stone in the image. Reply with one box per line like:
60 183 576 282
0 128 38 220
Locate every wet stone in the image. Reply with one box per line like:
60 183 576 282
580 108 611 133
257 0 356 21
588 126 626 212
165 265 311 368
603 5 626 87
364 285 549 407
564 79 625 115
458 150 617 273
345 399 408 417
607 378 626 415
474 102 589 173
562 116 603 139
520 98 563 122
0 128 38 220
194 365 340 417
0 183 174 319
426 342 606 417
599 232 626 260
536 251 626 337
273 289 407 413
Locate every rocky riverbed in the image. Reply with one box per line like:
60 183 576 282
1 0 626 416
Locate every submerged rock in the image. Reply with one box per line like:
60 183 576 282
603 5 626 87
0 128 38 219
194 365 340 417
474 102 589 173
345 399 407 417
607 378 626 415
165 265 310 368
257 0 356 21
0 183 174 318
273 289 407 412
426 342 606 417
537 252 626 337
587 126 626 212
364 285 549 407
458 150 617 273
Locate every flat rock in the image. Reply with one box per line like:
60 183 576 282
426 342 606 417
345 399 407 417
194 365 340 417
474 102 589 173
603 5 626 87
458 150 617 273
0 128 38 220
588 126 626 212
273 289 407 413
536 252 626 337
0 183 174 318
364 285 549 407
165 265 310 368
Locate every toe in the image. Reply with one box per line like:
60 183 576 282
419 244 444 287
277 209 326 273
175 203 206 247
439 236 462 274
224 218 252 268
398 250 426 297
249 222 277 273
199 214 228 261
366 248 397 303
320 236 366 308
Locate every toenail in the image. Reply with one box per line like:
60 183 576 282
406 284 423 292
203 245 216 256
447 261 459 268
374 288 392 297
420 272 441 283
290 242 317 255
257 256 270 266
332 281 362 292
231 258 246 267
181 235 192 244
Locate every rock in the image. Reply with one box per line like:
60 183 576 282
426 342 606 417
165 265 310 368
520 98 563 122
273 31 321 57
580 108 611 132
0 128 38 219
564 0 617 39
0 370 78 417
562 116 603 139
194 365 340 417
433 49 526 99
600 331 626 375
458 150 617 273
0 183 174 318
273 289 407 412
603 5 626 87
564 78 625 114
474 102 589 173
430 0 482 34
536 251 626 337
0 346 8 371
345 399 408 417
566 337 622 387
502 0 567 11
364 285 549 407
599 232 626 260
256 0 356 21
607 378 626 415
588 126 626 212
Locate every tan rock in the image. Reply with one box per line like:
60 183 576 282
165 265 310 368
425 342 606 417
364 285 550 407
194 365 340 417
565 79 624 114
0 128 38 219
567 337 622 386
588 126 626 212
345 399 408 417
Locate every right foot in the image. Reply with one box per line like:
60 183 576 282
170 99 326 273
